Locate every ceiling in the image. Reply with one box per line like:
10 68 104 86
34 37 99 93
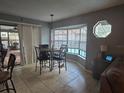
0 0 124 22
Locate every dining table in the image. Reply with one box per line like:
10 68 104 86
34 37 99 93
39 48 61 71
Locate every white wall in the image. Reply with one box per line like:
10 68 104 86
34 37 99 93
41 24 50 44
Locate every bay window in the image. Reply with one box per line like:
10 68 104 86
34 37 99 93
53 25 87 59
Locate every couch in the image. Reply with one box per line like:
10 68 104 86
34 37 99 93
100 58 124 93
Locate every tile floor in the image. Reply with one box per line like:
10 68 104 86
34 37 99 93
6 60 99 93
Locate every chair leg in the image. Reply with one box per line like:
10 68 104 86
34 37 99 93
35 59 38 72
58 61 60 74
42 61 44 67
40 61 42 75
10 79 16 93
44 61 47 69
52 60 55 70
5 81 9 93
50 60 53 71
49 60 51 71
65 59 67 71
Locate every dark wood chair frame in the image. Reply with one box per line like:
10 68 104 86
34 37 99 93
52 44 68 74
34 46 50 74
0 54 16 93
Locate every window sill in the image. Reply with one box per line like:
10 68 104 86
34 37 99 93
67 53 86 60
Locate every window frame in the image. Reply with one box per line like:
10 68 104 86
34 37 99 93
53 25 87 59
93 20 112 38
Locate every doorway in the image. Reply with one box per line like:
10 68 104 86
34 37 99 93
0 25 21 65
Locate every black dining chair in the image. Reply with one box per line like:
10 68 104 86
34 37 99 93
34 46 51 74
34 46 40 72
52 44 68 74
39 44 49 49
0 54 16 93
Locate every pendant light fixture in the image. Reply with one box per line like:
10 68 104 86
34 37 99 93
50 14 54 29
50 14 54 48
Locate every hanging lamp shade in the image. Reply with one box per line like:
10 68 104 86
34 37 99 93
50 14 54 48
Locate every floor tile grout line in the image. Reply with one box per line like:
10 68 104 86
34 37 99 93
15 74 34 93
38 75 55 93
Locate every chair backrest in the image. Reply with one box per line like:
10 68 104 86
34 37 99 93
60 44 68 52
39 44 50 60
59 44 68 58
39 44 49 49
34 46 40 58
7 54 16 78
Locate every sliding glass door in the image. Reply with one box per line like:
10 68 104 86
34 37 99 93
1 32 20 49
0 25 21 65
1 32 8 49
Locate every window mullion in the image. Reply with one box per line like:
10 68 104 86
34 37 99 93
67 29 68 50
79 28 81 55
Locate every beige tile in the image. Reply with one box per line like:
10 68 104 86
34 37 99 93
41 74 65 92
1 61 99 93
54 85 75 93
